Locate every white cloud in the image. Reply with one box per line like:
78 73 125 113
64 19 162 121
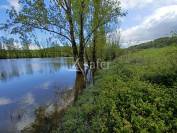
119 0 177 10
120 0 153 9
34 81 52 90
0 0 20 11
39 81 51 90
22 93 35 105
0 97 12 106
7 0 20 11
120 5 177 47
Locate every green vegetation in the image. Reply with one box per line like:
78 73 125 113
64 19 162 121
1 0 124 70
0 46 72 59
129 36 177 50
55 45 177 132
1 0 177 132
0 44 122 59
85 42 123 62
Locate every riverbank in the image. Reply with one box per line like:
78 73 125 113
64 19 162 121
55 45 177 132
21 45 177 132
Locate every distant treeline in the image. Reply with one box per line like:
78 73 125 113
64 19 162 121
0 43 125 60
0 46 72 59
129 36 177 50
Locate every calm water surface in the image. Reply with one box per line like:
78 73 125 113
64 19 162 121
0 58 90 132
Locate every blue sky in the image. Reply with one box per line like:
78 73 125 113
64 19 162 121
0 0 50 47
1 0 177 47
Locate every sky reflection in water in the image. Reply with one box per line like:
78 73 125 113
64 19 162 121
0 57 77 132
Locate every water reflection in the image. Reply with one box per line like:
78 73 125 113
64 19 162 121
21 71 93 133
0 58 74 81
0 57 86 132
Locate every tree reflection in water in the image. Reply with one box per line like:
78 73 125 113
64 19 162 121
22 70 93 133
0 58 80 132
0 58 74 81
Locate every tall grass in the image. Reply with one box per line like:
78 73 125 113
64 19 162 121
56 45 177 132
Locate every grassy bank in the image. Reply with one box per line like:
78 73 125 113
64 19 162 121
129 36 177 50
55 45 177 132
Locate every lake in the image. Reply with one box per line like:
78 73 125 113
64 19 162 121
0 58 91 132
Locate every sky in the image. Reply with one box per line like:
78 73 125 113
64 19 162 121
119 0 177 47
0 0 177 47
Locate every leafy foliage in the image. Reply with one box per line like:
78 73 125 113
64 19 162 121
0 46 72 59
56 45 177 132
129 36 177 50
1 0 124 62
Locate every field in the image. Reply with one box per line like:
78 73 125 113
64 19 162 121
56 45 177 132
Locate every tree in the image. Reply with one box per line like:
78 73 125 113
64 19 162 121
0 38 3 50
0 36 15 50
20 34 31 50
91 0 107 67
1 0 124 70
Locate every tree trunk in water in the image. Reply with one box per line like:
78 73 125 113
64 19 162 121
74 72 86 102
85 49 90 67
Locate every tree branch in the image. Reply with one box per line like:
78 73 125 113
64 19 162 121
84 19 106 47
17 22 72 43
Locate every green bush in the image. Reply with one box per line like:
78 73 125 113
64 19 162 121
23 45 177 133
56 45 177 133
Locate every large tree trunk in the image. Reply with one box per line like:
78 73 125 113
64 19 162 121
67 0 78 61
69 18 78 61
78 1 85 71
85 49 90 67
92 32 97 69
74 72 86 102
92 0 100 70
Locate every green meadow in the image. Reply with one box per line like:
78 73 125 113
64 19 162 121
55 45 177 132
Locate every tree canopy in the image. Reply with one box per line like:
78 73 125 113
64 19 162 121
1 0 125 69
